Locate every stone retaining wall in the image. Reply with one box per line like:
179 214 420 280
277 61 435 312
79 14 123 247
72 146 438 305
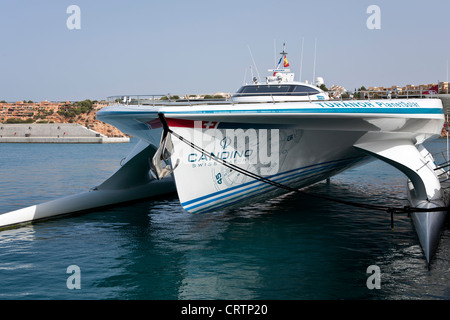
0 123 129 143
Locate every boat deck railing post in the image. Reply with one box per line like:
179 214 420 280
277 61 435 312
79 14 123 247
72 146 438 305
186 94 192 106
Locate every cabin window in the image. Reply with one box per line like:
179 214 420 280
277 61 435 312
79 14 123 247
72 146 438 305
237 85 291 94
235 85 319 96
291 85 320 95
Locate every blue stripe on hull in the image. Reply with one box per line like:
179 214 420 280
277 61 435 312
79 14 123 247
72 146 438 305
99 107 443 117
165 108 443 115
181 157 360 207
182 156 366 213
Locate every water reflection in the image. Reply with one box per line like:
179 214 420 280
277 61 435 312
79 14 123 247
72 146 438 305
61 168 446 300
0 139 449 299
60 174 412 298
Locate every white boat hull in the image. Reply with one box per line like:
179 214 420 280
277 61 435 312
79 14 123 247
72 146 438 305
168 123 370 213
97 98 447 264
1 97 447 265
97 98 444 213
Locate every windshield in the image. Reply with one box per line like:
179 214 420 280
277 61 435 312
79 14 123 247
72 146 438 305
235 84 320 96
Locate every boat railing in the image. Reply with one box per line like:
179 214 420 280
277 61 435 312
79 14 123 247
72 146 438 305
107 94 235 106
107 89 442 107
334 89 442 101
106 92 320 106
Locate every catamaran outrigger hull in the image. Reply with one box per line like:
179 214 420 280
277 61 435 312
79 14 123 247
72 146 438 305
0 97 447 265
2 39 446 266
97 97 449 265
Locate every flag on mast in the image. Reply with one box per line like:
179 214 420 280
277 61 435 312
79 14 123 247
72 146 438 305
277 56 283 66
423 85 438 94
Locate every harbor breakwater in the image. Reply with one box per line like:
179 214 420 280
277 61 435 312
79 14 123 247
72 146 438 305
0 123 129 143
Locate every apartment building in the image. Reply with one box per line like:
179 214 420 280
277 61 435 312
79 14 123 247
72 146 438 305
367 82 449 96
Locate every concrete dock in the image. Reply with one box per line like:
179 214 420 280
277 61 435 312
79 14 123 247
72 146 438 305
0 123 129 143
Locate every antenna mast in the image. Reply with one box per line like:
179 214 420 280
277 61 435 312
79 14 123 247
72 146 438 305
312 38 317 86
247 45 261 82
299 37 304 82
275 42 288 69
280 42 287 60
274 39 277 68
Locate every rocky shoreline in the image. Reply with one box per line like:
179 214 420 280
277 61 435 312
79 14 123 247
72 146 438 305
0 100 126 138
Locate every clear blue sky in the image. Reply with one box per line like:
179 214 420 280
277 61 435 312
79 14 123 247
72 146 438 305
1 0 449 101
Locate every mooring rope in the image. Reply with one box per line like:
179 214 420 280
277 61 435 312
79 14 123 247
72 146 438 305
157 114 449 223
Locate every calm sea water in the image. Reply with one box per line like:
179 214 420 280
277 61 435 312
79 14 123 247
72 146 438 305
0 138 449 300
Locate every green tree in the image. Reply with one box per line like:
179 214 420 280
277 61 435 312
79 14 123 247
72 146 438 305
6 118 34 124
354 86 367 99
